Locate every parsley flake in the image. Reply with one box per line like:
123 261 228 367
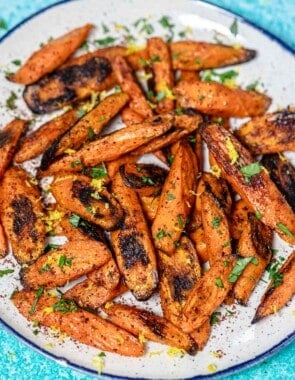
212 216 221 228
240 162 261 182
230 18 238 37
29 287 44 315
0 269 14 278
228 256 258 283
215 277 224 288
95 36 117 46
276 223 295 238
69 214 80 228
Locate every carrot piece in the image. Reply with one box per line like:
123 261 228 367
110 172 158 300
174 81 271 117
14 109 79 163
12 290 144 357
0 167 46 264
9 24 93 84
0 119 28 176
252 251 295 323
0 220 8 258
152 141 198 255
202 124 295 244
147 37 174 113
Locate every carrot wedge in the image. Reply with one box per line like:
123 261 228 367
50 174 124 231
0 119 28 176
0 167 46 264
183 255 235 331
110 172 158 300
233 213 273 305
127 42 255 71
39 113 177 175
152 141 198 255
252 251 295 323
0 220 8 258
55 92 129 155
12 290 144 357
113 55 153 118
147 37 174 114
235 108 295 154
104 303 197 355
189 320 211 351
174 81 271 117
14 109 79 163
21 238 111 289
202 124 295 244
9 24 93 84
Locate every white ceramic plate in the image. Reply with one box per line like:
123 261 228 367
0 0 294 378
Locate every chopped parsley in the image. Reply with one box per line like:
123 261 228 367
212 216 221 228
101 23 110 33
159 15 175 42
203 69 239 84
58 255 73 268
230 18 238 37
12 59 21 66
76 108 86 118
246 80 259 91
94 36 117 46
228 256 258 283
44 243 60 253
88 127 95 141
210 311 221 325
52 298 78 313
39 263 51 273
29 287 44 315
69 213 80 228
90 165 107 179
255 210 263 220
240 162 261 182
156 229 167 239
215 277 224 288
141 176 155 185
266 258 284 288
134 18 154 35
0 269 14 278
276 222 295 238
6 91 17 110
155 91 166 102
70 159 82 168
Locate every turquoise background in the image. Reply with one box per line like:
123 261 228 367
0 0 294 379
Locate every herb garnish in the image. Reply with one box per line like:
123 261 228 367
159 15 175 42
88 127 95 141
58 255 73 268
229 18 238 37
166 193 176 201
156 229 167 239
52 298 78 313
246 80 259 91
69 213 80 228
0 269 14 278
266 258 284 288
228 256 258 283
12 59 21 66
210 311 221 325
203 69 239 84
90 165 107 179
240 162 261 182
29 287 44 315
39 263 51 273
141 176 155 185
6 91 17 110
212 216 221 228
276 222 295 238
215 277 224 288
95 36 117 46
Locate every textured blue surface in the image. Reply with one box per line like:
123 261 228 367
0 0 294 379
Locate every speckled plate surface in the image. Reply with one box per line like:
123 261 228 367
0 0 294 378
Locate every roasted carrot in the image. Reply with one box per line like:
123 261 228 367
261 153 295 212
139 194 160 223
152 141 198 255
147 37 174 113
121 107 145 125
174 80 271 117
0 119 28 176
54 92 129 155
23 56 116 114
39 113 180 175
21 238 111 289
110 172 158 300
9 24 93 84
14 109 79 163
183 255 235 331
202 124 295 244
189 320 211 351
0 167 46 264
159 236 201 326
0 220 8 258
253 251 295 323
127 42 255 71
113 55 153 118
233 213 273 305
50 174 124 231
12 290 144 356
104 303 197 355
235 108 295 154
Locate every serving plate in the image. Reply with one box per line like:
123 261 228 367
0 0 294 378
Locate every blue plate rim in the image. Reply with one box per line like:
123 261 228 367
0 0 294 379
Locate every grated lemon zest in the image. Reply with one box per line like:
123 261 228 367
225 137 239 165
64 148 77 155
166 347 185 358
207 363 217 373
